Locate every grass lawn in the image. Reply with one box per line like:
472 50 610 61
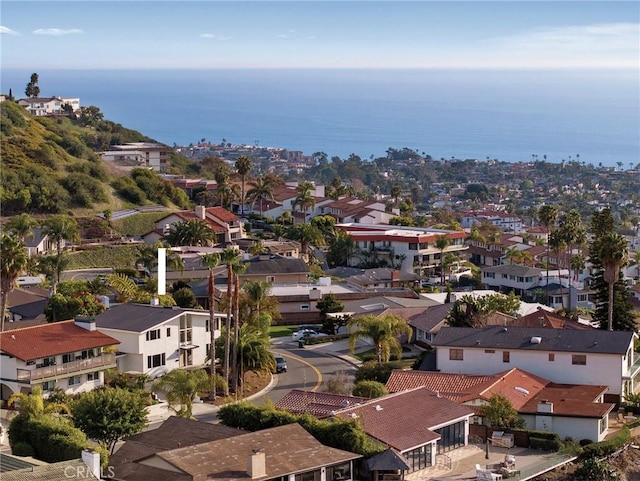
269 325 299 338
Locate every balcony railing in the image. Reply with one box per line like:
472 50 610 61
624 356 640 380
17 353 116 382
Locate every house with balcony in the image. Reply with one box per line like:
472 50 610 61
18 96 80 116
433 326 640 403
0 318 119 401
95 303 224 378
337 224 467 276
100 142 169 171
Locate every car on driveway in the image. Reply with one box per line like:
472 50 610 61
291 329 327 342
274 355 287 373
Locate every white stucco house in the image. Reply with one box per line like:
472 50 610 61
100 142 169 171
433 326 639 403
18 96 80 116
0 318 119 401
95 303 224 378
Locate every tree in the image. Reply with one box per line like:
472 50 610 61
77 105 104 126
221 247 242 395
537 204 558 305
246 175 274 216
286 223 325 256
153 369 209 418
44 291 106 323
352 380 388 399
597 232 628 331
173 287 197 308
574 458 619 481
435 235 450 285
71 387 147 453
348 314 412 363
215 180 241 208
0 233 28 331
242 280 276 324
480 393 525 428
5 213 39 241
201 252 221 400
317 293 345 334
235 155 252 217
8 386 69 418
165 219 215 247
292 181 316 223
548 229 567 308
231 261 248 396
446 293 521 328
25 72 40 98
326 230 356 268
41 214 79 291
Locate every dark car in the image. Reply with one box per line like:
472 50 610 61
274 355 287 373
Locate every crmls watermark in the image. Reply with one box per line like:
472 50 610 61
64 465 116 479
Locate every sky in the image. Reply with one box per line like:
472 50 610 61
1 1 639 69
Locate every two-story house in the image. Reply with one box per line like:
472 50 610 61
95 303 224 378
0 318 119 401
433 326 639 402
100 142 169 171
18 96 80 116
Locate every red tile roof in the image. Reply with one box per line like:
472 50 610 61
334 387 473 452
515 310 591 330
520 384 613 418
174 212 226 233
386 370 498 402
275 389 368 418
0 320 120 361
205 206 239 223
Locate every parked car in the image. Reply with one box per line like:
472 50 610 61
291 329 327 342
297 324 319 332
274 355 287 373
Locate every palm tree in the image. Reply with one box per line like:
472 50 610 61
504 246 519 265
537 204 558 305
220 247 242 395
231 324 274 397
569 252 586 288
435 235 450 285
597 232 628 331
231 262 247 398
235 155 252 217
5 213 39 241
153 369 209 418
292 182 316 224
103 209 114 238
242 280 273 322
246 176 274 217
201 253 221 400
8 385 70 417
465 226 486 246
215 181 241 209
0 233 28 331
165 219 216 247
549 229 567 309
287 223 325 257
41 214 79 291
135 244 158 276
247 241 266 256
348 314 412 363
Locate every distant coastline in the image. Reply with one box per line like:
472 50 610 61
2 68 638 167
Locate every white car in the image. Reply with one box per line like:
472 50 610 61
291 329 327 342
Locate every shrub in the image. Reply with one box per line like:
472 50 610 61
354 361 397 384
12 441 35 457
530 436 562 451
581 426 630 458
579 438 593 446
352 380 388 399
574 458 620 481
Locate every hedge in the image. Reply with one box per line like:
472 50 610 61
581 426 630 458
530 436 563 451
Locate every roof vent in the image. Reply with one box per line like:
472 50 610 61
502 327 508 332
515 386 530 396
531 336 542 344
349 413 359 418
375 405 383 411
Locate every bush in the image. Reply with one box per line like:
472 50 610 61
12 441 35 457
579 438 593 446
352 380 388 399
574 457 620 481
530 436 562 451
582 426 630 458
354 361 405 384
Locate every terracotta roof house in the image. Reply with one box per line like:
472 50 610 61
386 368 615 442
95 303 223 378
0 318 119 401
334 387 473 474
433 326 639 402
339 267 421 290
275 389 369 418
112 422 361 481
513 309 591 330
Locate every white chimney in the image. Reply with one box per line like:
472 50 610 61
195 205 207 219
81 449 101 479
74 316 96 331
248 449 266 479
150 297 160 306
537 400 553 413
309 288 322 300
531 336 542 344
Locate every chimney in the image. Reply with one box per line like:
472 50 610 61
248 449 266 479
74 316 96 331
537 400 553 413
195 205 207 219
309 288 322 300
81 449 101 479
150 297 159 306
391 270 400 281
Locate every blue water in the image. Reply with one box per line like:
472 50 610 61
2 68 638 166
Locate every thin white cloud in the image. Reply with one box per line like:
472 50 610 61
33 28 83 36
200 33 231 40
0 26 18 35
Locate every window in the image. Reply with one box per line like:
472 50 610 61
146 329 160 341
147 353 166 369
572 354 587 365
449 349 463 361
62 353 74 364
484 349 495 354
503 351 510 363
518 276 524 282
42 381 55 391
408 243 418 251
166 328 171 337
295 469 321 481
68 376 81 386
326 462 351 481
548 353 555 362
600 415 607 434
87 372 98 381
435 420 465 454
266 276 275 282
300 304 310 311
404 444 432 472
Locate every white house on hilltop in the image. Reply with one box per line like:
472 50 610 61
18 96 80 116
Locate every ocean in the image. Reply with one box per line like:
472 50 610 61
2 68 638 167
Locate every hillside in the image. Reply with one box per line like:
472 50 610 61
0 100 189 217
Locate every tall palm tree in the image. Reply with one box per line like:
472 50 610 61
215 182 241 209
504 246 519 265
235 155 252 217
231 262 247 398
165 219 216 247
153 369 209 418
242 280 272 320
569 252 586 288
201 253 221 400
287 223 325 257
597 232 628 331
135 244 158 276
246 176 274 217
549 229 567 309
0 233 28 332
41 214 79 291
537 204 558 305
5 213 39 241
292 182 316 224
230 324 274 398
435 235 450 285
348 314 412 363
220 247 242 395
